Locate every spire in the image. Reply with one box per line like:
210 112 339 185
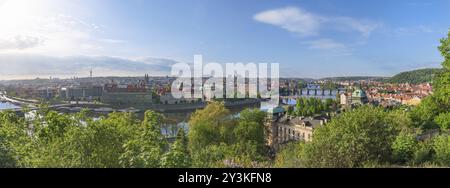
90 66 93 78
145 73 150 85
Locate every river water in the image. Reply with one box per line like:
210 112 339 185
0 102 20 110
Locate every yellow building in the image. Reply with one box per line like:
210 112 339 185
404 96 422 106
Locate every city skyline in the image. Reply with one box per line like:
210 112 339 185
0 0 449 80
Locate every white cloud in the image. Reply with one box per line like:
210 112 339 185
0 0 124 56
331 17 381 37
0 54 180 80
0 35 45 50
98 39 129 44
253 6 381 38
390 25 446 36
305 38 346 50
253 6 321 36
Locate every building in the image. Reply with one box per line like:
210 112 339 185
283 117 326 142
59 86 103 100
340 88 368 107
101 80 152 106
102 91 152 106
272 116 326 145
264 106 327 150
159 92 198 104
36 87 57 99
350 88 369 105
403 96 422 106
264 106 286 148
340 93 349 106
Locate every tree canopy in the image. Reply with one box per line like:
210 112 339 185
188 101 268 167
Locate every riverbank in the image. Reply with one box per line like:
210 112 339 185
0 92 38 108
2 91 261 114
144 99 261 113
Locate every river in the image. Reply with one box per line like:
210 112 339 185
0 102 20 110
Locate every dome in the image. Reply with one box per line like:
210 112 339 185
352 89 367 98
262 106 285 114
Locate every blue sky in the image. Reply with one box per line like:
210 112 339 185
0 0 449 79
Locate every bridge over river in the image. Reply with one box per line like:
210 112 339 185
282 88 348 98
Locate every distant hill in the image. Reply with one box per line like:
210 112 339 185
385 68 442 84
320 76 387 82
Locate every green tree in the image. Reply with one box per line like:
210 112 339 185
298 80 307 89
324 98 333 111
162 129 191 168
435 112 450 131
188 101 235 152
190 142 264 168
188 102 268 167
295 98 303 116
286 105 294 116
234 109 267 154
293 97 330 117
392 132 418 164
410 96 441 129
25 111 140 168
299 106 399 167
0 107 174 168
388 109 414 131
412 140 434 165
320 82 338 90
191 144 228 168
0 111 26 167
120 110 167 168
432 135 450 166
35 111 76 142
411 30 450 129
274 141 304 168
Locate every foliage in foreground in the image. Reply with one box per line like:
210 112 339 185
0 102 268 168
0 110 174 168
188 102 269 167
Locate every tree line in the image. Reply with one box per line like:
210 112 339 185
286 97 337 117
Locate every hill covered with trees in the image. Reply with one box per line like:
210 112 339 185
385 68 442 84
320 76 386 82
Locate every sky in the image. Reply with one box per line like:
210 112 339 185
0 0 449 80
